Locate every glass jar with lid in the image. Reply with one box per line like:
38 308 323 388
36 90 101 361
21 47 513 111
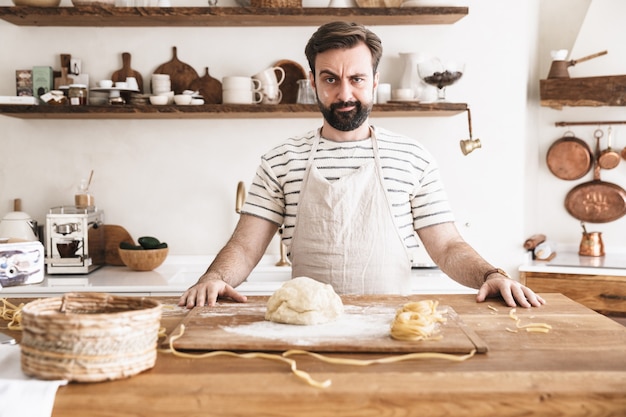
68 84 88 106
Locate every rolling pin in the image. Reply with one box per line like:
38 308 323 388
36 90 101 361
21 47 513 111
523 234 546 250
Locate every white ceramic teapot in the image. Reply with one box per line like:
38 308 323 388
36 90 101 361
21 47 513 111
0 199 38 241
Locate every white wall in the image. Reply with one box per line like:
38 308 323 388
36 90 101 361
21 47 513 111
0 0 621 276
532 0 626 253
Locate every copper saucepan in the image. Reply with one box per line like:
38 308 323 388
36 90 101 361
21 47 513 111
598 126 620 170
546 131 593 180
564 133 626 223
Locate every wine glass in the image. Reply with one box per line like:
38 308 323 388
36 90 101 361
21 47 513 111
417 58 464 102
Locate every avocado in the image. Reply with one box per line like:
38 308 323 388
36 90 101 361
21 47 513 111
119 241 143 250
138 236 161 249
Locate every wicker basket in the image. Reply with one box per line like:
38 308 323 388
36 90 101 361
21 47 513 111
20 293 162 382
119 247 168 271
250 0 301 7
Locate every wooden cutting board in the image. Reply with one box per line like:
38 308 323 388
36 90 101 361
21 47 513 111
54 67 73 89
274 59 307 104
189 67 222 104
153 46 199 95
166 296 488 354
103 225 135 266
111 52 144 93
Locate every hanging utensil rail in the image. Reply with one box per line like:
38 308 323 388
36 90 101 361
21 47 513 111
555 120 626 127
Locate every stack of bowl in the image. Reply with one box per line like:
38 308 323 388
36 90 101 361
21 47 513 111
150 74 173 105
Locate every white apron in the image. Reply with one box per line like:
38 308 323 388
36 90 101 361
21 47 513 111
290 129 413 294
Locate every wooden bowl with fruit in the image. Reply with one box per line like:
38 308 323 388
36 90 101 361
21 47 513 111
118 236 169 271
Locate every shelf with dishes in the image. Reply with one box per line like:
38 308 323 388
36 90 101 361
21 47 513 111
0 102 468 119
0 5 468 27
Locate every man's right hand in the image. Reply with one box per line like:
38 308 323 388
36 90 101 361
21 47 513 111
178 278 248 308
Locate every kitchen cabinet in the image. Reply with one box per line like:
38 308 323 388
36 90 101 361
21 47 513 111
0 5 469 119
520 271 626 316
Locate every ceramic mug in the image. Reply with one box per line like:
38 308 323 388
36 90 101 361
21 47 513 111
392 88 414 100
57 239 82 258
222 76 262 92
253 67 286 88
376 83 391 104
125 77 139 91
223 89 263 104
261 85 283 105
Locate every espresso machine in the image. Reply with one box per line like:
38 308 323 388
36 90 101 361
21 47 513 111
45 206 105 274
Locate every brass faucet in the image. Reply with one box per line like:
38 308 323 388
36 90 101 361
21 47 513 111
234 181 290 267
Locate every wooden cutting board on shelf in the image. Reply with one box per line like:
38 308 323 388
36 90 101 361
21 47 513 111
153 46 199 95
165 296 488 354
103 225 135 266
189 67 222 104
111 52 144 93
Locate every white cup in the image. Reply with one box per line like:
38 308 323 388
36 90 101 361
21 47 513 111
115 81 128 89
261 86 283 105
253 67 286 88
99 79 113 88
392 88 414 100
125 77 139 91
223 89 262 104
222 76 262 92
376 83 391 104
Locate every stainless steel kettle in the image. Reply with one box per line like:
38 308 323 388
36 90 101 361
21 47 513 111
0 199 38 241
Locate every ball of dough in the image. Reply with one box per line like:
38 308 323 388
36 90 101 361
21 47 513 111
265 276 344 325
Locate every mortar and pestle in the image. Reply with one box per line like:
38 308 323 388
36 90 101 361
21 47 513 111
547 50 608 79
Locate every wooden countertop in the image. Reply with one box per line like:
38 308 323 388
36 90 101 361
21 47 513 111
4 293 626 416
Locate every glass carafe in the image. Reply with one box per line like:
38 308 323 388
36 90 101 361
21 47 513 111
296 79 316 104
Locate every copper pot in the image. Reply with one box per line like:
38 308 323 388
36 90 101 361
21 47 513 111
546 50 608 79
578 223 604 257
598 126 620 170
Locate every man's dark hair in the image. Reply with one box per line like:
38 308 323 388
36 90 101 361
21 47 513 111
304 21 383 77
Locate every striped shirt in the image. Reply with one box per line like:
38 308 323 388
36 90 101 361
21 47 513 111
241 126 455 258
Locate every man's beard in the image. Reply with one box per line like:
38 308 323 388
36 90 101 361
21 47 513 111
318 98 372 132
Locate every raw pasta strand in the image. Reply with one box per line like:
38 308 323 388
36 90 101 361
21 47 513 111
166 324 332 389
508 308 552 333
283 349 476 365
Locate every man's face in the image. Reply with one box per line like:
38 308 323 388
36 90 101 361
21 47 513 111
311 43 378 132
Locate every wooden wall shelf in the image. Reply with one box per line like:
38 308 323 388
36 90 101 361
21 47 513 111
0 102 467 119
540 75 626 110
0 6 468 27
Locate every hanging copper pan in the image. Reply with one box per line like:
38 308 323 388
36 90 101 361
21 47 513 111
598 126 620 170
546 131 593 180
564 134 626 223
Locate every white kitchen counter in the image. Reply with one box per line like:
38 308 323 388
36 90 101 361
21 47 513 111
519 249 626 277
0 255 474 298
